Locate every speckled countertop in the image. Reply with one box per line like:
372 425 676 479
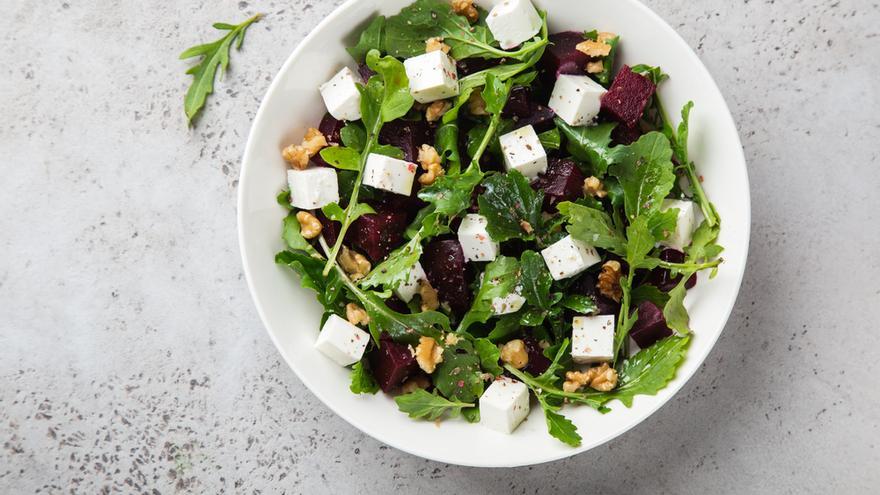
1 0 878 493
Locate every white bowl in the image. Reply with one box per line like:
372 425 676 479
238 0 750 467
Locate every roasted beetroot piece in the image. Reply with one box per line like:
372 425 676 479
611 123 643 146
630 301 673 349
600 66 656 128
349 209 409 262
357 62 376 83
578 272 621 316
379 119 435 162
318 113 345 145
368 334 418 392
384 296 410 314
513 104 556 133
502 86 556 133
533 157 586 211
646 249 697 292
503 86 533 118
423 239 472 316
457 57 501 77
373 192 426 224
315 209 341 247
522 336 551 375
542 31 590 80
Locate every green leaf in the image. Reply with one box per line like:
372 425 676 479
663 278 691 335
395 389 473 420
347 16 386 61
674 101 693 165
444 61 540 124
372 144 405 159
340 122 367 151
630 64 669 85
459 256 521 331
630 284 670 308
538 396 582 447
365 50 414 124
180 14 262 125
482 73 512 114
519 251 552 310
538 128 561 150
625 215 656 270
557 201 626 255
276 189 292 210
350 360 380 394
322 202 375 224
687 218 724 264
559 294 597 315
487 314 521 343
433 339 485 403
275 250 345 311
281 214 318 255
554 118 617 177
435 121 462 174
418 164 484 218
474 338 503 376
609 132 676 221
478 170 544 242
359 235 422 290
318 146 361 171
361 290 449 345
647 207 680 243
461 406 481 423
595 335 690 407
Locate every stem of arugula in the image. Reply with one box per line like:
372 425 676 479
656 258 723 271
504 364 607 409
613 274 634 363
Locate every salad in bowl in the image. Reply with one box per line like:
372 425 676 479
272 0 723 447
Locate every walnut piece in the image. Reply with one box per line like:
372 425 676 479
345 303 370 326
586 60 605 74
519 220 534 234
418 144 445 186
282 127 327 170
597 260 623 302
597 31 617 44
583 176 608 198
302 127 328 155
414 336 444 374
295 211 322 239
426 36 451 54
418 279 440 312
500 339 529 370
425 99 452 122
444 333 460 346
451 0 479 23
467 90 488 116
401 375 431 394
576 39 612 58
339 246 371 281
563 363 618 392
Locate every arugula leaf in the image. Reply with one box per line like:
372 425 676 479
418 161 484 218
478 170 544 242
180 14 262 125
609 132 676 221
341 122 367 150
538 128 561 150
318 146 361 171
365 50 414 124
669 102 719 227
662 278 691 335
557 201 626 255
433 339 485 403
461 407 481 423
276 189 292 210
519 251 553 310
435 121 462 174
281 214 318 255
630 284 670 308
275 250 345 312
444 61 538 123
474 338 504 376
559 294 597 314
630 64 669 85
359 234 423 290
395 389 473 420
360 289 448 345
594 335 690 407
350 360 380 394
538 395 582 447
459 256 521 331
687 219 724 264
347 16 385 61
487 314 521 342
321 202 374 224
554 118 617 177
647 207 680 242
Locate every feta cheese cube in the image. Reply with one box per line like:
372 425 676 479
458 214 499 262
362 153 417 196
548 75 607 126
571 315 615 364
319 67 362 121
660 199 697 250
486 0 543 50
394 262 428 303
541 235 601 281
314 314 370 366
491 286 526 315
479 377 530 434
403 51 460 104
499 125 547 179
287 168 339 210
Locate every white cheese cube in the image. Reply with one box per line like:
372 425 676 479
491 286 526 315
403 51 460 104
314 314 370 366
571 315 615 364
486 0 543 50
394 262 428 303
660 199 697 250
499 125 548 179
458 214 499 262
287 168 339 210
362 153 417 196
319 67 362 121
479 377 530 434
541 235 601 281
548 75 607 127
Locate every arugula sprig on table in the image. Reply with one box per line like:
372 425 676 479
180 14 262 125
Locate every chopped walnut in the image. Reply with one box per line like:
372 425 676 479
597 31 617 44
500 339 529 370
401 375 431 394
467 89 488 116
295 211 322 239
345 303 370 326
563 363 618 392
426 36 451 54
302 127 328 155
576 39 612 58
418 279 440 312
339 246 371 281
282 128 327 169
586 60 605 74
414 336 444 374
597 260 623 302
425 99 452 122
583 176 608 198
444 333 460 346
451 0 479 23
519 220 533 234
418 144 445 186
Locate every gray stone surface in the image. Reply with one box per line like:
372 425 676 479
1 0 878 492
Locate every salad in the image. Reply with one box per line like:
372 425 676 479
274 0 723 446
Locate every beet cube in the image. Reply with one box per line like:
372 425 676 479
503 86 557 133
577 272 621 316
630 301 673 348
349 209 408 262
533 157 586 211
600 66 656 128
522 336 551 375
318 113 345 145
368 334 418 392
646 249 697 292
457 57 500 77
379 119 435 162
542 32 590 80
315 209 341 247
503 86 533 118
611 123 643 146
422 239 472 316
